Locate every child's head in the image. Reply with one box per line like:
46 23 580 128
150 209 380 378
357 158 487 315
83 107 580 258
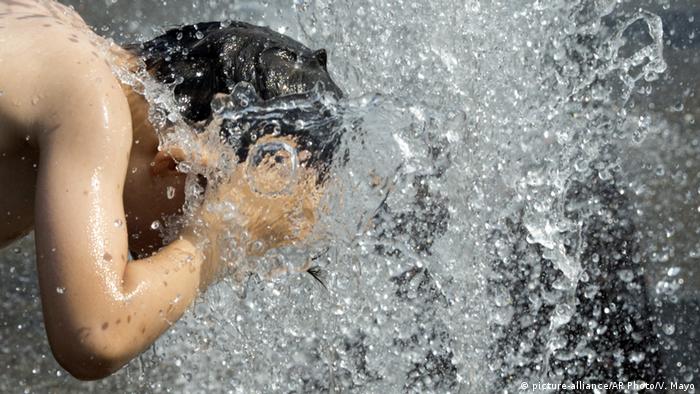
127 21 344 252
132 21 344 179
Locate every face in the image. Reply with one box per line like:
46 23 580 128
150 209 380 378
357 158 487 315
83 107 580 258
122 86 327 260
201 135 324 255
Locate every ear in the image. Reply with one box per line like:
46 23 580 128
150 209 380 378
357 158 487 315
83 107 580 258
313 49 327 68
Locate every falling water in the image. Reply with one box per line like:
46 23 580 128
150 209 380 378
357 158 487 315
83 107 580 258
1 0 699 392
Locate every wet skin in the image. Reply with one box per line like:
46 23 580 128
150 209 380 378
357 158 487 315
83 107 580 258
0 0 335 380
0 0 210 380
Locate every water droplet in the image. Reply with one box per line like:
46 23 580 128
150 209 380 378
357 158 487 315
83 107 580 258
245 141 298 196
662 323 675 335
56 287 65 294
670 102 685 112
617 269 634 282
667 266 681 277
293 0 309 11
195 31 204 40
629 352 646 363
114 219 123 227
551 304 574 328
151 220 161 230
166 186 176 200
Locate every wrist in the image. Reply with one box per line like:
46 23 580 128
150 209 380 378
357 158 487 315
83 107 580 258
179 224 223 291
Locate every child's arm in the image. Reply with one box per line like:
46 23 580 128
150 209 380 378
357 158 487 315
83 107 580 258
32 53 215 380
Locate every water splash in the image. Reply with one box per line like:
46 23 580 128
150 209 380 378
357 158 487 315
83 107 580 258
0 0 698 392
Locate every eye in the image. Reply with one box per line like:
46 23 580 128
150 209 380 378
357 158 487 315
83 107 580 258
246 141 299 196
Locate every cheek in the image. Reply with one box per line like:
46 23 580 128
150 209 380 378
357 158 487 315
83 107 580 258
247 195 317 246
217 164 321 247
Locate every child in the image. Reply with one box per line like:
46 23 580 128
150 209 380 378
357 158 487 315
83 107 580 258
0 0 342 379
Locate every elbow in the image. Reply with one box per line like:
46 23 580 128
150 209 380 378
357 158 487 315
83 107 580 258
55 356 120 381
46 328 132 380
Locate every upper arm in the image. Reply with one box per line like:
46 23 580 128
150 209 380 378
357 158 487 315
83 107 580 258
32 56 206 380
33 62 134 366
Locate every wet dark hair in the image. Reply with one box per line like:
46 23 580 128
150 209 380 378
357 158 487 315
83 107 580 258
128 21 344 176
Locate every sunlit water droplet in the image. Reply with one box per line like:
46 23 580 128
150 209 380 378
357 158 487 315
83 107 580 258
662 323 676 335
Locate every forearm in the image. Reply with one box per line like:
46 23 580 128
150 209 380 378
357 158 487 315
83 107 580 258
43 231 217 379
117 234 205 356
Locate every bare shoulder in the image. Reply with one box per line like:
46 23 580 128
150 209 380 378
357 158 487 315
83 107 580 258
0 0 130 145
0 1 133 247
